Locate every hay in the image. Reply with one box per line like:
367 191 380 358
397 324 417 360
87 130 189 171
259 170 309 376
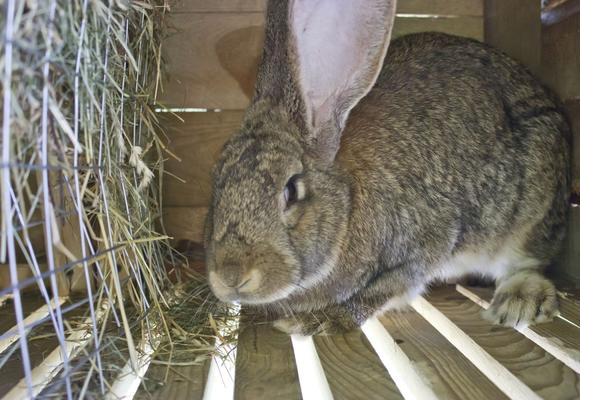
0 0 230 397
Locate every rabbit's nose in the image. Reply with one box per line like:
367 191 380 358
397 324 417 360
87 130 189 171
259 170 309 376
211 267 262 299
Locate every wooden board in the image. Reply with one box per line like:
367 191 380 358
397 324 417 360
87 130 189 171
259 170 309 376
380 310 508 400
313 331 402 400
159 14 265 109
172 0 483 15
0 297 85 397
540 8 579 101
0 293 47 334
163 207 208 245
134 361 212 400
426 287 579 399
159 9 483 109
484 0 541 73
564 99 579 195
234 320 301 400
170 0 266 13
462 285 579 328
557 288 580 327
396 0 483 16
161 112 243 207
393 16 483 41
458 285 579 353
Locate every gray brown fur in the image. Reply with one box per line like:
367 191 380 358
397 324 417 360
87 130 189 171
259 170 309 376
204 0 570 334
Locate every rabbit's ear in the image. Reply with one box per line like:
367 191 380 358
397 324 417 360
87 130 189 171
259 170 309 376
253 0 395 162
290 0 396 161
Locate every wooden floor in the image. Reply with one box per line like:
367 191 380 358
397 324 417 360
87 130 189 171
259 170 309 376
0 284 580 399
132 284 580 400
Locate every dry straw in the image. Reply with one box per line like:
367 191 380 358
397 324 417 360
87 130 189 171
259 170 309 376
0 0 230 397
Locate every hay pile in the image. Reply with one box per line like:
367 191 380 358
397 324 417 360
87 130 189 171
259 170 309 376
0 0 229 397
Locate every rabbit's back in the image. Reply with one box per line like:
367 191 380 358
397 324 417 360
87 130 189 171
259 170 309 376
339 32 570 266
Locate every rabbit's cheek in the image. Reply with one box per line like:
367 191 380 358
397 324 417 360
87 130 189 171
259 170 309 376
282 203 305 228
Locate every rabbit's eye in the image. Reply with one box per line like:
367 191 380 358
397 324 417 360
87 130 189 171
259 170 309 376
283 175 304 207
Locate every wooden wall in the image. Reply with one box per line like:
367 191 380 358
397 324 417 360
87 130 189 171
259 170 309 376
160 0 579 286
160 0 486 248
483 0 580 284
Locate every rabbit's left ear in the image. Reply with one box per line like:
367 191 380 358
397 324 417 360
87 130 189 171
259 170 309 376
290 0 396 161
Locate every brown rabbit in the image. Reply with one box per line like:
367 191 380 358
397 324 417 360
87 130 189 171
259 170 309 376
204 0 570 335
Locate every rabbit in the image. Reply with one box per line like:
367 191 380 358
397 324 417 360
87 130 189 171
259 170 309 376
204 0 570 335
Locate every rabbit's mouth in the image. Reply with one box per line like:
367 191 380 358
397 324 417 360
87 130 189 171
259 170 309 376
209 268 299 305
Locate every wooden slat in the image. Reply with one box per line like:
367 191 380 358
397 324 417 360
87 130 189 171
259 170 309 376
557 289 579 327
0 297 85 398
564 99 579 195
393 16 483 41
380 309 508 400
540 8 579 101
161 112 243 207
134 360 211 399
313 331 402 400
159 14 264 109
0 293 47 338
426 287 580 399
459 284 579 328
170 0 266 13
172 0 483 15
484 0 541 73
456 285 579 372
1 264 36 293
396 0 483 16
234 320 301 400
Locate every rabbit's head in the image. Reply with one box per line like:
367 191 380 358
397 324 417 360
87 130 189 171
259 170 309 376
205 0 396 304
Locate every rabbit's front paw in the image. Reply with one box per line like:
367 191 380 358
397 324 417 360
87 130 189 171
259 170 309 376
483 270 559 328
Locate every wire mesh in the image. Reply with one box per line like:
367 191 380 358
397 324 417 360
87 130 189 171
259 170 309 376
0 0 177 397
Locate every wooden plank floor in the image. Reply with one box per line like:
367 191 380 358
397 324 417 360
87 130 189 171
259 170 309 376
314 331 402 399
0 296 85 398
134 361 212 400
234 319 301 400
459 284 580 364
380 309 508 400
0 284 581 399
426 287 580 399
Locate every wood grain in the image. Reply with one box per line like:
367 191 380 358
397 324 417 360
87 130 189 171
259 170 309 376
458 285 579 349
484 0 541 73
313 331 402 400
134 361 211 400
564 99 579 195
380 309 508 400
234 320 301 400
426 287 580 399
0 297 84 397
396 0 483 16
160 10 483 109
172 0 483 16
170 0 266 13
0 264 41 293
161 111 243 207
540 8 579 101
159 14 265 109
393 16 483 41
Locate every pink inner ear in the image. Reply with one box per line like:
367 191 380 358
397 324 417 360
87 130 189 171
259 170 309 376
291 0 394 130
